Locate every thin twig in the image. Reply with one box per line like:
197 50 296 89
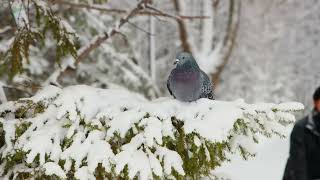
145 4 182 21
150 12 167 22
127 20 154 36
49 0 127 13
142 11 210 20
114 31 130 46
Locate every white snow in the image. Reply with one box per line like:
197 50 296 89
155 146 185 176
60 19 76 34
43 162 67 179
0 82 7 103
0 85 303 179
0 37 14 52
74 166 95 180
115 148 153 179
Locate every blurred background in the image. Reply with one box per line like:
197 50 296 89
1 0 320 179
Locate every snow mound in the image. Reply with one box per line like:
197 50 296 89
0 85 303 179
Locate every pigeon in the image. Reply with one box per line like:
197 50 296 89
167 52 214 102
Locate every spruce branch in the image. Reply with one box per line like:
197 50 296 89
1 0 77 79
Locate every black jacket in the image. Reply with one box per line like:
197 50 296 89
283 112 320 180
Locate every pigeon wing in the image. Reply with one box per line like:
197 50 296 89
200 70 214 100
167 73 175 97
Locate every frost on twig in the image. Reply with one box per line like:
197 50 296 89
0 85 303 179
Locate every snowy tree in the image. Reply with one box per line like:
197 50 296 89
0 85 303 179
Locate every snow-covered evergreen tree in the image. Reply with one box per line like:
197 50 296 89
0 85 303 179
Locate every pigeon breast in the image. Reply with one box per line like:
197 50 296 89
169 70 201 101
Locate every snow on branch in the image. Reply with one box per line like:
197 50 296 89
56 0 149 83
0 85 303 179
74 0 147 65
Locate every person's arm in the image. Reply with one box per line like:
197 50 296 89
283 123 308 180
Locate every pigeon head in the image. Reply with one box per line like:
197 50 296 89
174 52 199 71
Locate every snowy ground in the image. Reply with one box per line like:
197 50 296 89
217 126 293 180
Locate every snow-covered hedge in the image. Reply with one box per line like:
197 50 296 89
0 85 303 179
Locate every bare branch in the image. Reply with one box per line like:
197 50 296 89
49 0 127 13
145 4 181 20
142 11 210 20
50 0 209 93
113 31 130 46
127 21 154 36
145 3 212 21
75 34 108 66
74 0 147 66
149 11 167 22
48 0 209 20
56 0 148 82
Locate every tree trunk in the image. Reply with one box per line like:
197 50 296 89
172 0 192 53
211 0 241 86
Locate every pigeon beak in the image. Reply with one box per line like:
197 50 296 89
174 59 179 65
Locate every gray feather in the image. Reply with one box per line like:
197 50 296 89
199 70 214 100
